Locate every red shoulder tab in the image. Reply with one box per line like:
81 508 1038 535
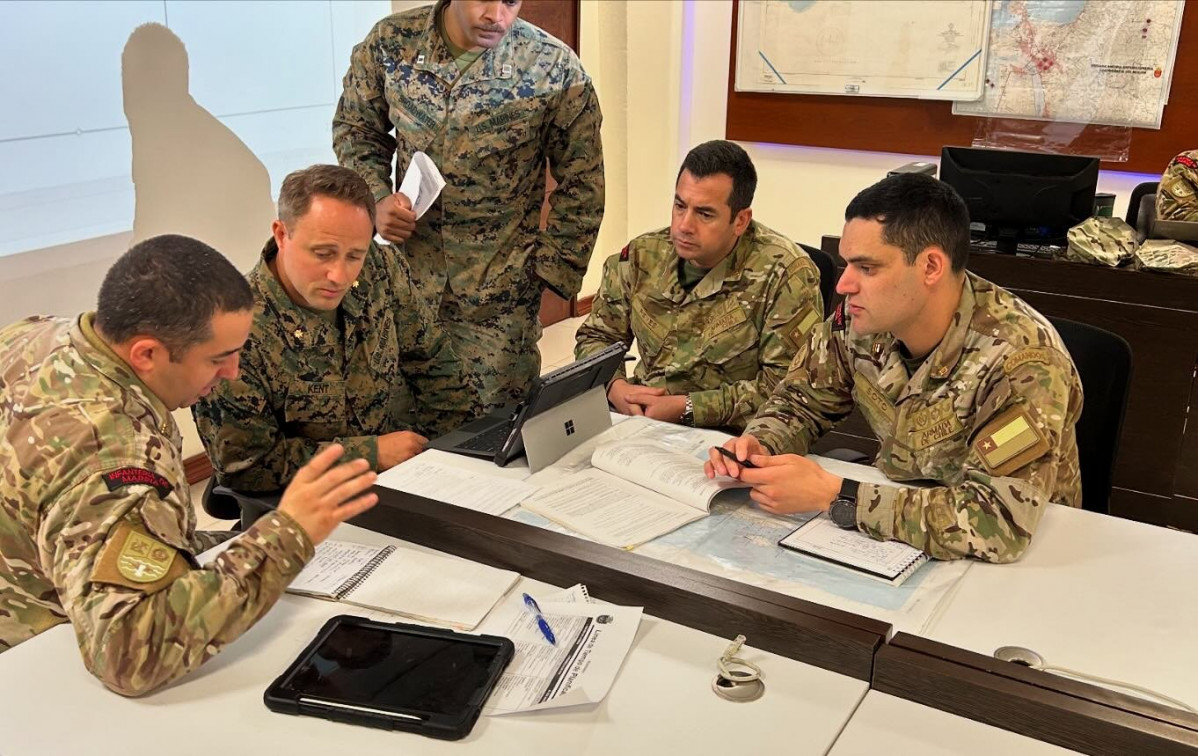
831 301 847 332
102 468 174 500
619 245 630 262
1174 154 1198 170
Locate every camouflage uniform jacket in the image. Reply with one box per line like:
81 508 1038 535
0 314 313 694
333 0 604 411
1157 151 1198 222
574 222 823 430
193 238 464 494
746 273 1083 563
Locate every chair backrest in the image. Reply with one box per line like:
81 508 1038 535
1125 181 1159 228
798 243 837 317
1048 316 1132 515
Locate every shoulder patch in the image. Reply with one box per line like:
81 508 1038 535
91 520 188 593
782 305 820 353
972 406 1050 476
1174 154 1198 170
619 244 630 262
1002 347 1054 376
102 468 174 500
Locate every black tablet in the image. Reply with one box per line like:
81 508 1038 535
264 614 514 740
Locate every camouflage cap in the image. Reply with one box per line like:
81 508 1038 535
1064 216 1138 267
1134 239 1198 277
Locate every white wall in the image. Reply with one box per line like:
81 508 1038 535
578 0 1164 296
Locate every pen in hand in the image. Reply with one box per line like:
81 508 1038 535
522 592 557 646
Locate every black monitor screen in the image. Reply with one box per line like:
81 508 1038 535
939 146 1099 252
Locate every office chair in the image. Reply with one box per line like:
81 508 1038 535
200 477 241 520
1125 181 1159 233
1048 317 1132 515
798 243 837 317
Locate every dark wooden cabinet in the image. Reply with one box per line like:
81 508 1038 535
819 236 1198 532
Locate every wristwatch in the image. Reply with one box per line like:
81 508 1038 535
681 395 695 427
828 478 860 530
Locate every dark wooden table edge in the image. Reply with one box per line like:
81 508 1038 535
873 633 1198 755
356 487 890 681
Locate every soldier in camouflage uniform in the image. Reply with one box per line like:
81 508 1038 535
333 0 604 416
576 141 822 431
708 174 1083 564
1156 150 1198 222
193 166 465 499
0 235 378 694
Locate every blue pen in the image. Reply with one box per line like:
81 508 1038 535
522 592 557 646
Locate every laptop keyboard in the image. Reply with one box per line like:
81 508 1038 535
457 421 515 453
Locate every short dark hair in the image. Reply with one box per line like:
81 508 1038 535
677 140 758 216
277 164 376 227
844 173 971 272
96 235 253 358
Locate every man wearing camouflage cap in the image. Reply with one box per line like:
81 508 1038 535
0 235 379 694
193 166 465 512
334 0 604 416
575 140 822 431
708 174 1083 563
1157 150 1198 222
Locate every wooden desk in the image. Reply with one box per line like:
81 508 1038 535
0 524 868 756
819 235 1198 531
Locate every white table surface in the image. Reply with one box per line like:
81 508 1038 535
0 524 868 756
922 504 1198 712
828 691 1081 755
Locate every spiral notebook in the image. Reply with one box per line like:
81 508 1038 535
778 515 929 586
285 540 520 630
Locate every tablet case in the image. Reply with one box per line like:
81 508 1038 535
264 614 514 740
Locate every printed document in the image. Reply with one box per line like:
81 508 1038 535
477 586 642 715
376 456 537 516
522 439 748 549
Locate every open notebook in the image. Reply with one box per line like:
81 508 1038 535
204 537 518 630
779 515 929 586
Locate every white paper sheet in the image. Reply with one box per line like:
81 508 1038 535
397 150 445 219
376 456 537 516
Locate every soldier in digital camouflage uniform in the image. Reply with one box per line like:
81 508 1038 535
1156 150 1198 222
193 166 466 499
0 235 377 694
576 141 822 431
334 0 604 416
709 174 1083 564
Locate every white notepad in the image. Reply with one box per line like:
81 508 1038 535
284 540 520 630
778 515 929 586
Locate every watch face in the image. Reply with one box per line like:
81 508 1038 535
830 499 857 529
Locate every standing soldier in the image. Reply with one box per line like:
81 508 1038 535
0 236 378 695
334 0 605 415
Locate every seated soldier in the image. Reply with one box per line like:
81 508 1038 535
0 235 378 694
575 140 823 431
193 165 464 515
708 173 1083 564
1156 150 1198 222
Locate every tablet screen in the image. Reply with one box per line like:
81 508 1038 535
278 622 506 716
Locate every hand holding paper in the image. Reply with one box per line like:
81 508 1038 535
398 151 446 220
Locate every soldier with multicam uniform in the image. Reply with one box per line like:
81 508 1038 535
0 235 378 694
1156 150 1198 222
576 141 822 431
193 166 464 507
334 0 604 415
708 174 1083 564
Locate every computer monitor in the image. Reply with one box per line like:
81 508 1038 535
939 146 1099 253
